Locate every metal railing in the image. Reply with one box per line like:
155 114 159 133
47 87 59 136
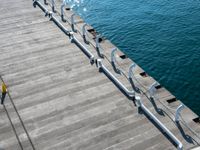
69 32 95 64
83 24 104 57
44 0 48 5
32 1 200 148
71 13 77 32
51 0 55 12
111 48 123 74
135 96 183 150
61 0 67 22
34 0 94 64
97 59 135 97
148 81 160 99
95 35 104 58
111 47 138 92
175 104 185 122
49 11 70 36
33 0 49 16
82 23 90 44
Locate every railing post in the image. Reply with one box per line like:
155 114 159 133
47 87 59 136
49 11 53 19
148 82 159 99
175 104 185 122
69 31 74 42
128 63 137 91
128 63 136 79
51 0 55 12
95 35 100 50
1 83 7 105
95 35 104 58
61 4 65 22
71 14 77 32
135 96 142 108
82 24 89 44
111 48 117 64
61 0 66 22
111 48 121 74
44 0 48 5
96 59 103 70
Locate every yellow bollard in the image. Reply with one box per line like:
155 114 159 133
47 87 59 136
1 83 7 105
2 83 7 93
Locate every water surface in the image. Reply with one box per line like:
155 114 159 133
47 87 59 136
73 0 200 116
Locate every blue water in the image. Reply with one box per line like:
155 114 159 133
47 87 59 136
74 0 200 116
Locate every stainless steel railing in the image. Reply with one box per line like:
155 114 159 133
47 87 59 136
135 96 183 150
96 59 135 97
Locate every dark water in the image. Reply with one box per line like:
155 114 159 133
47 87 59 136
74 0 200 116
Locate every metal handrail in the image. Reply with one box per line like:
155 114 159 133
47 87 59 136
135 96 183 150
97 59 135 97
111 48 122 74
70 32 95 64
71 13 77 32
61 0 67 22
82 23 90 44
33 2 197 147
44 0 48 5
111 47 137 80
49 12 70 36
148 81 160 99
111 47 137 88
175 104 185 122
83 24 106 58
128 63 136 79
95 35 104 58
51 0 55 12
33 0 49 16
33 2 94 64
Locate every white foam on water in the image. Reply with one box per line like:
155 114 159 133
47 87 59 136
64 0 90 14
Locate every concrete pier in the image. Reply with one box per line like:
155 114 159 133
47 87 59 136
0 0 200 149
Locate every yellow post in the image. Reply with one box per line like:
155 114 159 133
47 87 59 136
1 83 7 105
2 83 7 94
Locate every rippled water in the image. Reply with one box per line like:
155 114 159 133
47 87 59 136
72 0 200 116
